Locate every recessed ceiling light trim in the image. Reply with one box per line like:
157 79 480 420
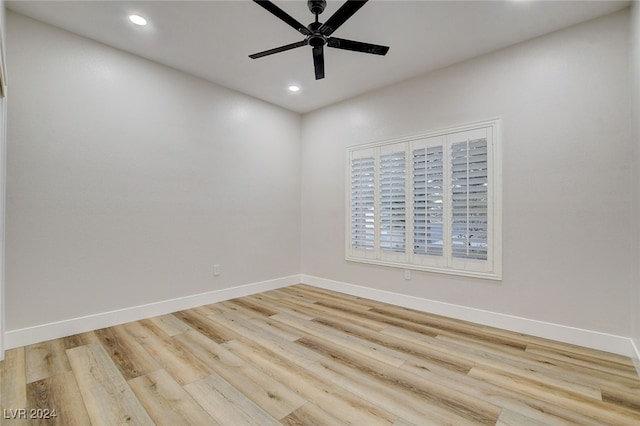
288 85 301 92
128 14 147 26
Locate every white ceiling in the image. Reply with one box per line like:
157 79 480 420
6 0 630 113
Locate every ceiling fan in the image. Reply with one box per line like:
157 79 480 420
249 0 390 80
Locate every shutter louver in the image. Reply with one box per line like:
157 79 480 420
413 146 444 257
451 138 488 260
380 150 406 254
350 156 376 250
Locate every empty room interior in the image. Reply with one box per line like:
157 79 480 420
0 0 640 424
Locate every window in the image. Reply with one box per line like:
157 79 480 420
346 119 501 280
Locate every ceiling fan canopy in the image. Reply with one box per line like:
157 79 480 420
249 0 390 80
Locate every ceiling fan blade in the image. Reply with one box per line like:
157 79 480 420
320 0 368 37
253 0 311 36
313 46 325 80
249 40 308 59
327 37 389 55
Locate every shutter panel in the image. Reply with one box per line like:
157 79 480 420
350 150 376 256
411 137 446 267
450 130 489 262
379 146 407 261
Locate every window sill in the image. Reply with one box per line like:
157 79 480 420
346 256 502 281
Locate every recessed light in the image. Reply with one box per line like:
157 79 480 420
128 14 147 26
288 85 300 92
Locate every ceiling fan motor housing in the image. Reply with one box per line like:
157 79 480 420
307 22 327 47
308 0 327 15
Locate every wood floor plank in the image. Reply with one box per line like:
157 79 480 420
299 298 443 339
280 401 345 426
128 369 218 425
286 286 375 312
227 296 278 317
601 383 640 412
495 408 551 426
223 337 397 425
1 347 27 424
526 344 640 380
408 327 625 392
172 309 234 343
371 304 529 351
26 370 91 425
267 293 388 331
522 337 637 368
248 315 306 342
217 299 264 319
147 314 192 337
272 312 409 367
184 373 281 426
95 325 162 381
386 324 625 425
314 316 474 374
208 308 324 366
469 365 640 425
244 292 315 319
62 331 100 350
195 303 225 316
259 288 289 298
249 294 322 321
25 339 71 384
304 346 481 425
66 342 153 425
297 334 501 425
365 299 586 362
380 324 603 401
122 319 213 386
429 331 640 393
399 354 604 425
392 418 417 426
287 285 376 310
173 329 307 420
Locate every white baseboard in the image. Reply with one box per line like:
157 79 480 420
301 275 637 358
4 275 301 349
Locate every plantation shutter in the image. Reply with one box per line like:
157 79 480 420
449 127 494 273
379 144 407 262
346 119 500 279
349 148 377 259
411 137 446 267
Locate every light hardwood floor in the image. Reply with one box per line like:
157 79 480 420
1 284 639 425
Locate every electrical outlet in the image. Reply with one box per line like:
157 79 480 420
404 269 411 280
213 264 221 277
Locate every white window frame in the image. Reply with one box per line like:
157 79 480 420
346 118 502 280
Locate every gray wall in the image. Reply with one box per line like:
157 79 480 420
0 0 6 354
5 12 301 331
301 9 634 336
632 2 640 354
5 8 638 351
